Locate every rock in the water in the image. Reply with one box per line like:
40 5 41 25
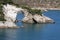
0 21 4 26
22 10 54 24
1 4 55 28
22 9 55 24
33 14 54 23
33 14 45 23
42 15 55 23
0 21 18 28
22 13 34 23
4 21 17 27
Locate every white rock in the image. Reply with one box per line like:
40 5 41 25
4 21 17 27
2 4 24 27
33 14 54 23
0 21 4 26
22 13 34 23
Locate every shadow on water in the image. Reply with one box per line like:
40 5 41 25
15 23 47 40
23 23 46 31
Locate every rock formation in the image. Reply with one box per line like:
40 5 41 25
22 13 54 23
22 8 54 24
33 14 54 23
0 4 55 28
0 4 23 28
22 10 34 23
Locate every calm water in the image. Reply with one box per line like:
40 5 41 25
0 10 60 40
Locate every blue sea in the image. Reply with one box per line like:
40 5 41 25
0 10 60 40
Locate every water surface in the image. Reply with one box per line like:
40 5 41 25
0 10 60 40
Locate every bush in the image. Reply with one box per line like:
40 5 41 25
21 6 42 16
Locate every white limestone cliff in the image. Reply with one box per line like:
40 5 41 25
0 4 23 28
0 4 55 28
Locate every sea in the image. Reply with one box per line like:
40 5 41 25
0 10 60 40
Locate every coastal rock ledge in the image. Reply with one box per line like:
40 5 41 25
0 4 55 28
22 13 55 24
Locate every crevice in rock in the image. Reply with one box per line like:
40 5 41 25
32 18 37 23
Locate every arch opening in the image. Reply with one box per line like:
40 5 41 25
15 11 25 27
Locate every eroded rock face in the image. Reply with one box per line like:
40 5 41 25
4 21 17 27
2 4 54 24
2 4 23 27
22 13 34 23
33 14 54 23
3 4 23 22
0 4 54 28
22 11 54 23
33 14 45 23
42 15 54 23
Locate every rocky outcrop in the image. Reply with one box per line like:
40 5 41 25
1 4 23 28
33 14 54 23
22 10 34 23
2 4 54 24
22 10 54 23
0 4 55 28
0 21 19 28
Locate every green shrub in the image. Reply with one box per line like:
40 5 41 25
21 6 42 16
21 5 31 10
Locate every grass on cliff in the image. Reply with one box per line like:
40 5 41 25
21 6 43 16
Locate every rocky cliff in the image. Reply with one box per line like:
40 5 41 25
22 10 54 23
0 4 55 28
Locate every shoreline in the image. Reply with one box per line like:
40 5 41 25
31 7 60 10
